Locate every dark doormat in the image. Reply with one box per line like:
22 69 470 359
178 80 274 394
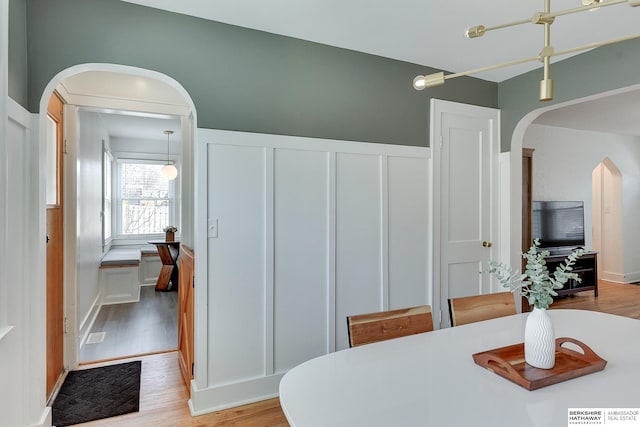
52 360 142 426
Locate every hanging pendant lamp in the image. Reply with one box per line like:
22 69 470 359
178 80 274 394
161 130 178 180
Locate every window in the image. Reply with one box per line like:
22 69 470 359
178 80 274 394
116 159 176 237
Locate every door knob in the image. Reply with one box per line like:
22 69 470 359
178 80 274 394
482 241 492 248
46 234 50 244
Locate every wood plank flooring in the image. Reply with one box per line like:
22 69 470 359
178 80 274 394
80 286 178 363
70 352 289 427
550 280 640 319
69 280 639 426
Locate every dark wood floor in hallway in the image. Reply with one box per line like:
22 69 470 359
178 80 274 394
71 280 639 426
80 286 178 363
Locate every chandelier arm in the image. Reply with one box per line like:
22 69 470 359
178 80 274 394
444 55 541 81
550 32 640 57
469 0 629 39
540 0 553 101
549 0 627 18
481 18 532 33
436 31 640 86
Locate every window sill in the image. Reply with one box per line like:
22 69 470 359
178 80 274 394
111 235 180 246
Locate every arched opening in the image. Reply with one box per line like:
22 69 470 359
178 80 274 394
509 84 640 271
37 63 198 397
592 158 623 282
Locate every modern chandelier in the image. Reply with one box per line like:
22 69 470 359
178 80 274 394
413 0 640 101
161 130 178 181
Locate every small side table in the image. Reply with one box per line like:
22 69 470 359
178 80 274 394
148 240 180 291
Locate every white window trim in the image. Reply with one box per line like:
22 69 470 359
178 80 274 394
112 153 180 244
102 144 113 250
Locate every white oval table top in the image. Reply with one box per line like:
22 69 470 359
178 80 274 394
279 309 640 427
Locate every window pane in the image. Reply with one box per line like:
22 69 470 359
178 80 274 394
45 116 58 205
120 163 168 199
117 161 174 236
121 199 169 235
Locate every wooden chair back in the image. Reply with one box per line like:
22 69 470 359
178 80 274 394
347 305 433 347
448 292 516 327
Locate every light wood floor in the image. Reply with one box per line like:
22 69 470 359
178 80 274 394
70 352 289 427
70 280 638 426
550 280 640 319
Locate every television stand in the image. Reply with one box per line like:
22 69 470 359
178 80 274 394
544 251 598 298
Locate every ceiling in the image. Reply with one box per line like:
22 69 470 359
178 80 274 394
122 0 640 82
60 71 184 144
533 87 640 136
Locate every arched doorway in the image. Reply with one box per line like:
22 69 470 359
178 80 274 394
509 84 640 271
37 63 198 398
592 158 623 282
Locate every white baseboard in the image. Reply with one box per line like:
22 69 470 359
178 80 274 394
30 406 51 427
601 270 640 284
189 373 284 416
621 271 640 284
79 294 101 348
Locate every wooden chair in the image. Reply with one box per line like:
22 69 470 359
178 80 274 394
347 305 433 347
448 292 516 327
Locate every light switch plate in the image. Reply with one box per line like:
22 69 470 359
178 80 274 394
208 218 218 238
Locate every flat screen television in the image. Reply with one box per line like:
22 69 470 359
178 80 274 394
531 201 585 250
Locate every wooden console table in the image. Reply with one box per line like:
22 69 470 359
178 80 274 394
148 240 180 291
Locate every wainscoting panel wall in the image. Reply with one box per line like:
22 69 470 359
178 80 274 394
273 148 330 373
334 152 383 351
1 98 50 426
387 156 429 308
207 143 267 386
195 129 430 413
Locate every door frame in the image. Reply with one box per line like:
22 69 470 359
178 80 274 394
46 91 65 399
429 99 501 329
36 64 198 373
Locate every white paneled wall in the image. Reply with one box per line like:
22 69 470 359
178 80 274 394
387 156 429 307
273 148 330 372
0 98 50 426
193 129 430 413
334 153 383 349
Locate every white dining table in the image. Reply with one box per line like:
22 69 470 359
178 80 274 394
279 309 640 427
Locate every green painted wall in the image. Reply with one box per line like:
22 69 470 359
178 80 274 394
8 0 28 106
24 0 497 147
499 38 640 152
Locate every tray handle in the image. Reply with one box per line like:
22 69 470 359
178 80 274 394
483 354 520 378
556 337 599 359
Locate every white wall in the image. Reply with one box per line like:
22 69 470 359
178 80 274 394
524 123 640 281
76 111 108 330
191 129 430 414
0 98 50 426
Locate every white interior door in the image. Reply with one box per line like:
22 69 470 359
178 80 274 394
431 99 499 329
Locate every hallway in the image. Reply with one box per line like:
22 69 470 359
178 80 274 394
80 286 178 363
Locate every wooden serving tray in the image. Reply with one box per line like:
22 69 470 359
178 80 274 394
472 337 607 390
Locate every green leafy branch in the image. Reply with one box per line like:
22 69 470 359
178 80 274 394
488 240 586 309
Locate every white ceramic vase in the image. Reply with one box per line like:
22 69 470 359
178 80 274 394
524 307 556 369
